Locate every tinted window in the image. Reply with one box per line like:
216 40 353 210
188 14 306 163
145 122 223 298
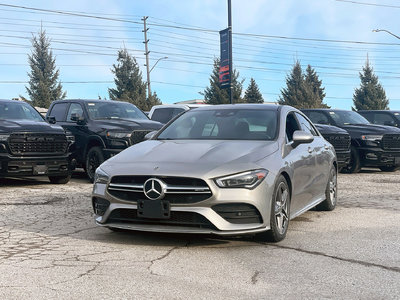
295 113 318 136
85 101 148 120
158 109 277 140
374 113 396 126
0 102 44 121
286 113 301 142
305 111 330 125
151 108 184 124
328 111 369 126
66 103 84 122
49 103 68 122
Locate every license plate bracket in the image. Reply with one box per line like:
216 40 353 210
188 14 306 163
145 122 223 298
137 200 170 219
33 165 48 175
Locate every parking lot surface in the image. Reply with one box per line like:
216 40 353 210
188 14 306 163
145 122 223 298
0 170 399 299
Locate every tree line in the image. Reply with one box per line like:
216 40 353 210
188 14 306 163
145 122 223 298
26 29 389 111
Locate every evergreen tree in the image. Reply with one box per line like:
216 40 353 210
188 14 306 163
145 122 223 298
278 61 309 109
202 58 244 104
244 78 264 103
304 65 329 108
109 48 148 109
26 29 66 108
146 92 162 110
353 60 389 110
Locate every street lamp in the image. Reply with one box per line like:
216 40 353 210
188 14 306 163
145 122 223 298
150 56 168 73
372 29 400 40
145 56 168 98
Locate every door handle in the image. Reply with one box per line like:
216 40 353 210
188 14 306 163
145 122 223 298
308 147 313 153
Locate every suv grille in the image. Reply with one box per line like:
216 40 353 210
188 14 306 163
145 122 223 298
9 133 68 156
108 176 212 204
322 134 351 151
382 134 400 150
130 130 153 145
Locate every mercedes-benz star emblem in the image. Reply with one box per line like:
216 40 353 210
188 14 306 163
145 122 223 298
143 178 166 200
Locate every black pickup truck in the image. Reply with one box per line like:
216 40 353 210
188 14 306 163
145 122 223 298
302 109 400 173
46 99 163 181
0 99 72 183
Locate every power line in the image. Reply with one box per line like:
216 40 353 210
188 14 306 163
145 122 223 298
336 0 400 9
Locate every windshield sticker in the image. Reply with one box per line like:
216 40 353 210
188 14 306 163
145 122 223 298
329 112 335 115
88 103 95 106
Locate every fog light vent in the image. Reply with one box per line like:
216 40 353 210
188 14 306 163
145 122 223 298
93 197 110 216
212 203 263 224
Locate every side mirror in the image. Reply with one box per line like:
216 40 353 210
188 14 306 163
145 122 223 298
47 116 56 124
70 113 86 125
144 131 158 140
292 130 314 147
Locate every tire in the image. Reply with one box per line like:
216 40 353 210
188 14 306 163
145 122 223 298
341 146 361 174
256 175 290 243
48 175 71 184
316 166 337 211
379 166 400 172
85 146 104 183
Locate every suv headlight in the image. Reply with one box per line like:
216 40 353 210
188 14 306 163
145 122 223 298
94 167 110 184
214 169 268 189
65 130 75 143
0 134 10 142
361 135 383 141
106 131 132 139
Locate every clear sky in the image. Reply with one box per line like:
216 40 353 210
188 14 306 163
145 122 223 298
1 0 400 110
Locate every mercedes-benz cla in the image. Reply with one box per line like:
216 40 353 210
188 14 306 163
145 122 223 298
92 104 337 242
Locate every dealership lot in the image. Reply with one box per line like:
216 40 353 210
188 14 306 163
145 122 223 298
0 170 399 299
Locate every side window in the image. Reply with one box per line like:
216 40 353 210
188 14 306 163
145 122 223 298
48 103 68 122
295 113 318 136
374 113 395 126
306 111 330 125
66 103 84 122
171 108 185 119
151 108 174 123
286 113 301 142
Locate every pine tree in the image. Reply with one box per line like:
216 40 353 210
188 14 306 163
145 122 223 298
26 29 66 108
202 58 244 104
304 65 329 108
109 48 148 110
244 78 264 103
278 61 309 109
146 92 162 110
353 60 389 110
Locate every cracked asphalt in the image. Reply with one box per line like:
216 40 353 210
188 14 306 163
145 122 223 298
0 169 399 299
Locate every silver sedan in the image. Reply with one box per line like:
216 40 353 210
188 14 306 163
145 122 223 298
92 104 337 242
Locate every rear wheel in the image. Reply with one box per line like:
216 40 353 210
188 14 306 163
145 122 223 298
256 175 290 243
379 166 400 172
341 146 361 173
48 175 71 184
316 166 337 211
86 146 104 182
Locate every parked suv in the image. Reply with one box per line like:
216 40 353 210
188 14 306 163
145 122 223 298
46 99 163 181
0 99 72 183
302 109 400 173
314 124 351 170
358 110 400 128
148 104 207 124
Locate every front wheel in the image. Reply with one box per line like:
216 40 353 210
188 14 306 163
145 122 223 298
316 166 337 211
86 146 104 183
341 146 361 174
379 166 400 172
256 175 290 243
48 175 71 184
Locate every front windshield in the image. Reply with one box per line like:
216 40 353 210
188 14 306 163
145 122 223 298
86 101 148 121
329 110 370 126
0 102 44 122
157 109 278 140
394 112 400 122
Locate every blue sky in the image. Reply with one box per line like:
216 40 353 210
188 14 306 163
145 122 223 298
1 0 400 109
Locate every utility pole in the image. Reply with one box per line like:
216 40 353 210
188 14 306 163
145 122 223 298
228 0 233 104
142 16 151 98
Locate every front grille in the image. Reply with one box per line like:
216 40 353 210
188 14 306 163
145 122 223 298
130 130 153 145
322 134 351 151
212 203 263 224
108 176 212 204
9 133 68 156
107 208 217 230
382 134 400 150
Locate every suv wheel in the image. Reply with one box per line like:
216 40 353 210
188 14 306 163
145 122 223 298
48 175 71 184
341 146 361 174
86 147 104 182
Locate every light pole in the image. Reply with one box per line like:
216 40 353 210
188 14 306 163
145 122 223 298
372 29 400 40
145 56 168 98
150 56 168 73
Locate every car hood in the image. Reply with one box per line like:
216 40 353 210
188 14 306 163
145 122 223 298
0 120 65 134
101 140 279 178
339 124 400 137
94 119 163 131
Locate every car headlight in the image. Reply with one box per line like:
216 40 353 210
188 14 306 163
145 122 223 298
0 134 10 142
214 169 268 189
94 167 110 184
64 130 75 143
361 135 383 141
106 131 132 139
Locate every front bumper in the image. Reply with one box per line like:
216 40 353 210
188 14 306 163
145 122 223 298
0 153 71 177
336 150 351 169
358 147 400 167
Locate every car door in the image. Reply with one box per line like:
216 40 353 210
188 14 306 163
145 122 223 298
284 112 317 215
295 112 329 203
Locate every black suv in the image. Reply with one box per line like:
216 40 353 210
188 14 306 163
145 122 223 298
314 124 351 170
358 110 400 128
46 99 163 181
302 109 400 173
0 99 72 183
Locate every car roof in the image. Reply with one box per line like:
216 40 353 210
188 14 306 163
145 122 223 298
52 99 134 105
151 104 208 110
0 99 30 104
358 110 400 113
192 103 280 111
301 108 349 112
